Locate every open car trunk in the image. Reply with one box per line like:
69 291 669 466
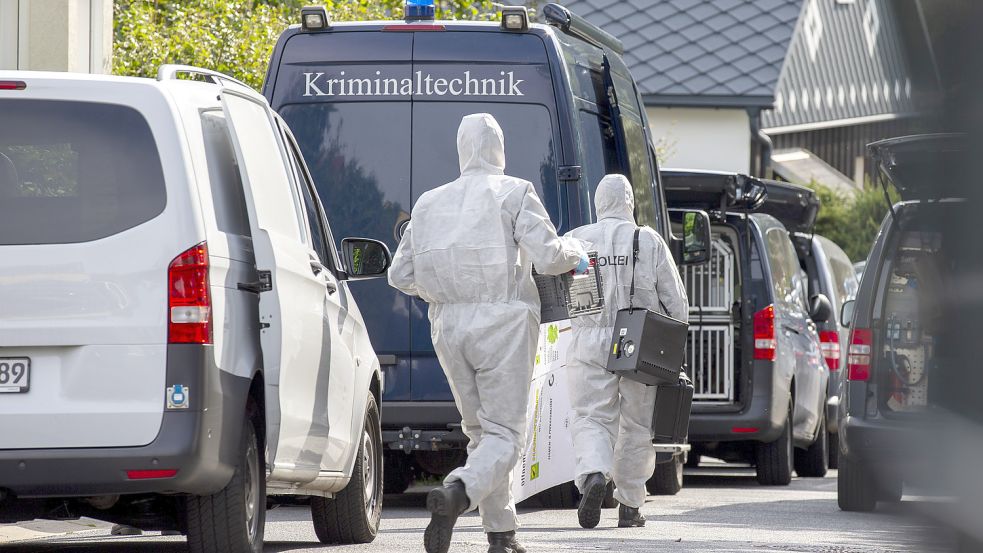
868 133 967 202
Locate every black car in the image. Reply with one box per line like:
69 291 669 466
837 134 964 512
261 3 709 502
664 170 830 486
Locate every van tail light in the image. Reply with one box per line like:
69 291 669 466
753 305 777 361
819 331 841 371
846 328 873 381
168 242 211 344
0 81 26 90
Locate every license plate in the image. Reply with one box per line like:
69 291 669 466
0 358 30 393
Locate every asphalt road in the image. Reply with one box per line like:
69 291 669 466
0 463 954 553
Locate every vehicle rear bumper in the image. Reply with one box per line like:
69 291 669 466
839 413 943 482
688 403 785 444
0 345 251 498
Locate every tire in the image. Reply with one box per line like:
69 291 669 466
186 407 265 553
311 393 383 544
756 404 793 486
828 431 839 470
878 476 903 503
646 455 684 495
383 453 414 495
838 456 877 512
537 482 580 509
794 413 829 477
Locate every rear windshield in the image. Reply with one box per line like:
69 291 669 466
0 100 166 245
280 101 558 248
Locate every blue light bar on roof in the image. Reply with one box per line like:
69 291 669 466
405 0 436 20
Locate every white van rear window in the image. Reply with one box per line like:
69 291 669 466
0 100 166 245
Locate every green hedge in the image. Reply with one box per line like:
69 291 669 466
113 1 492 90
807 181 898 263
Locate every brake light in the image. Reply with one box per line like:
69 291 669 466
732 427 759 434
168 242 211 344
753 305 776 361
127 469 178 480
819 331 841 371
0 81 26 90
382 24 446 31
847 328 873 381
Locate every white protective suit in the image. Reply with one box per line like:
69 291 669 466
565 174 689 509
388 113 586 532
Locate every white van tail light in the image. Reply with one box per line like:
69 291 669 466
847 328 873 381
819 331 841 371
753 305 777 361
168 242 211 344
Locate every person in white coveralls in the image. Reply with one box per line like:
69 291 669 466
564 174 689 529
388 113 588 553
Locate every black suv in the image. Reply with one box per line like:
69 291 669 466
664 170 830 485
837 134 964 512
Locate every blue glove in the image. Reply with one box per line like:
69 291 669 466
574 255 590 275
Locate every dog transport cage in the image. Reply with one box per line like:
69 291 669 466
680 235 736 402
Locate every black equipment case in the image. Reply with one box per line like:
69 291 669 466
606 229 689 386
652 372 694 444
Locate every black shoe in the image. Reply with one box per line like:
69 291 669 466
487 531 527 553
617 503 646 528
577 472 607 529
424 480 469 553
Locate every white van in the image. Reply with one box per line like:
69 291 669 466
0 66 389 552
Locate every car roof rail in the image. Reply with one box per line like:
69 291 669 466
541 3 624 55
157 64 253 91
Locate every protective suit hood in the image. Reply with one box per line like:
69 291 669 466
458 113 506 176
595 174 635 222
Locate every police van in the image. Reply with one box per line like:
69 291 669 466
262 1 709 500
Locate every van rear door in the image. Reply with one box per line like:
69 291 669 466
220 90 328 480
0 93 172 450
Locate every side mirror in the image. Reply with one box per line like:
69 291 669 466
341 237 392 279
809 293 833 323
671 209 711 266
840 299 856 328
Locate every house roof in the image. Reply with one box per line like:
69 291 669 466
761 0 928 132
559 0 803 108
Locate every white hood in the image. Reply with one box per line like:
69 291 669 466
594 174 635 222
457 113 506 176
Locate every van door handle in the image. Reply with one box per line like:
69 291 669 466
310 260 324 276
783 325 800 335
325 279 338 295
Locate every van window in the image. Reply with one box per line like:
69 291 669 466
610 69 658 229
765 227 807 312
222 95 306 244
201 111 250 237
0 100 166 245
410 102 558 220
819 236 859 314
280 124 333 270
278 102 411 251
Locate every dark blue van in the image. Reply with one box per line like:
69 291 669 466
262 2 708 498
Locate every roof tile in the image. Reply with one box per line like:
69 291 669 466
561 0 803 102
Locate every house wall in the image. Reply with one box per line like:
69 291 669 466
647 106 751 173
0 0 112 73
767 117 923 185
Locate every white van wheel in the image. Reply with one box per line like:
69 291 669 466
186 408 265 553
311 393 383 544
